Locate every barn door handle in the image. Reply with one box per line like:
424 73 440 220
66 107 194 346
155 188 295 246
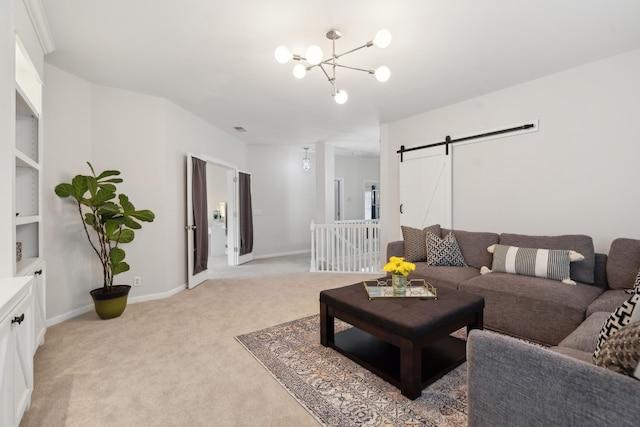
400 204 404 214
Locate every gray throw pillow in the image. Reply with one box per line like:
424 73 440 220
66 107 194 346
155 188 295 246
426 231 467 267
401 224 440 262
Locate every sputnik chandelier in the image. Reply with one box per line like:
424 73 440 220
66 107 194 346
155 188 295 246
274 28 392 104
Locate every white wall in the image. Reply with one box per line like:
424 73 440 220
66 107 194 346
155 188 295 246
44 64 248 322
381 49 640 254
248 145 315 256
42 65 95 319
0 0 14 278
335 155 380 221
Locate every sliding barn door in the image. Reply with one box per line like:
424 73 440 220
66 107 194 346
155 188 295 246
399 146 452 229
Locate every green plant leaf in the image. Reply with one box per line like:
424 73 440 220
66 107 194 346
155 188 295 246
54 183 73 198
104 220 120 239
84 213 96 227
71 175 88 199
91 188 116 206
97 202 121 216
130 210 155 222
96 169 121 180
109 247 126 265
115 228 135 244
119 194 134 212
98 183 117 193
111 261 130 276
86 176 98 197
124 217 142 230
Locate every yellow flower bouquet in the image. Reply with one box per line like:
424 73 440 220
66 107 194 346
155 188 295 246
383 256 416 276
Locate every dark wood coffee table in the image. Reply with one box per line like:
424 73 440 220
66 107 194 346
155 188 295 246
320 281 484 399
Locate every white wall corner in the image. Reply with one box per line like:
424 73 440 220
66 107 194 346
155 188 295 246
23 0 55 54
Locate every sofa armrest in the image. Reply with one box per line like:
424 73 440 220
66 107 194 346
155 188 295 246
386 240 404 259
467 329 640 427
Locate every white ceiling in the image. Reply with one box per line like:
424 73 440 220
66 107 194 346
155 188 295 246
40 0 640 157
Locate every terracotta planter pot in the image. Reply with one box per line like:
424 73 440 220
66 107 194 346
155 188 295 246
89 285 131 319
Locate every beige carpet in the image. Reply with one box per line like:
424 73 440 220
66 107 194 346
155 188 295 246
20 254 379 427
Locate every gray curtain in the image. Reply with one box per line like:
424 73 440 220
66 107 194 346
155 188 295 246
192 157 208 274
239 172 253 256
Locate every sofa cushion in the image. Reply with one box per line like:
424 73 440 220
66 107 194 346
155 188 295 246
411 265 480 291
607 238 640 290
594 322 640 380
499 233 595 284
594 293 640 361
485 244 583 285
558 311 610 353
440 229 499 269
587 290 633 317
459 272 604 346
426 231 467 267
625 269 640 294
401 224 440 262
550 346 594 365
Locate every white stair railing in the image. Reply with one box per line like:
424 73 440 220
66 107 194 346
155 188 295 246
310 220 382 273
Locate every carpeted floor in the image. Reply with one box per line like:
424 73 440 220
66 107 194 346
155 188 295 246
236 315 468 427
20 254 381 427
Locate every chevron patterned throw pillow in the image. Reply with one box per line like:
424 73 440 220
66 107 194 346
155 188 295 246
625 269 640 294
594 293 640 362
426 231 467 267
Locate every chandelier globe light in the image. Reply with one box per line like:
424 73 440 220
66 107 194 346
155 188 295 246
275 27 391 104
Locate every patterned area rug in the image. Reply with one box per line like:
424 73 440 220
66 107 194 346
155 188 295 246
235 315 468 426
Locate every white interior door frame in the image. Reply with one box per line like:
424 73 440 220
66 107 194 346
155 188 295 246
186 154 238 289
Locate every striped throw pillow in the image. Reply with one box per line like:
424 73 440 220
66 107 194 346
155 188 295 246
481 244 584 285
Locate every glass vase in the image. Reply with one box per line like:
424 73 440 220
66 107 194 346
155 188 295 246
392 274 407 296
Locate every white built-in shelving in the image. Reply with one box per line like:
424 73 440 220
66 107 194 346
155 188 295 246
14 40 43 278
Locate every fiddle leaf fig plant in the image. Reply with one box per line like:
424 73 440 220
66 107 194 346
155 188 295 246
55 162 156 292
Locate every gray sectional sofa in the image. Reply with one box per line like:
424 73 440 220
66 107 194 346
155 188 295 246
388 230 640 425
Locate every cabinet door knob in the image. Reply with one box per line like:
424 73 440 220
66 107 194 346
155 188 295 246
12 313 25 325
35 269 43 275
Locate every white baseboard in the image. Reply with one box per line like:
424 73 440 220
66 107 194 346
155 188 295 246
253 249 310 260
47 305 94 326
46 283 187 327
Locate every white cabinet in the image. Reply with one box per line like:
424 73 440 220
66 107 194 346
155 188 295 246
0 276 34 427
22 262 45 352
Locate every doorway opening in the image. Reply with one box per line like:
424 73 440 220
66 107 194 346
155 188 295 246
334 178 344 221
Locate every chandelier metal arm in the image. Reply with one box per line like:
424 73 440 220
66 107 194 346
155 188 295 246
325 62 374 74
333 41 374 60
318 64 338 95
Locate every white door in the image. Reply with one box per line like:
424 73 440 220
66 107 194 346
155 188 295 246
399 146 452 228
235 170 253 265
186 153 210 289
